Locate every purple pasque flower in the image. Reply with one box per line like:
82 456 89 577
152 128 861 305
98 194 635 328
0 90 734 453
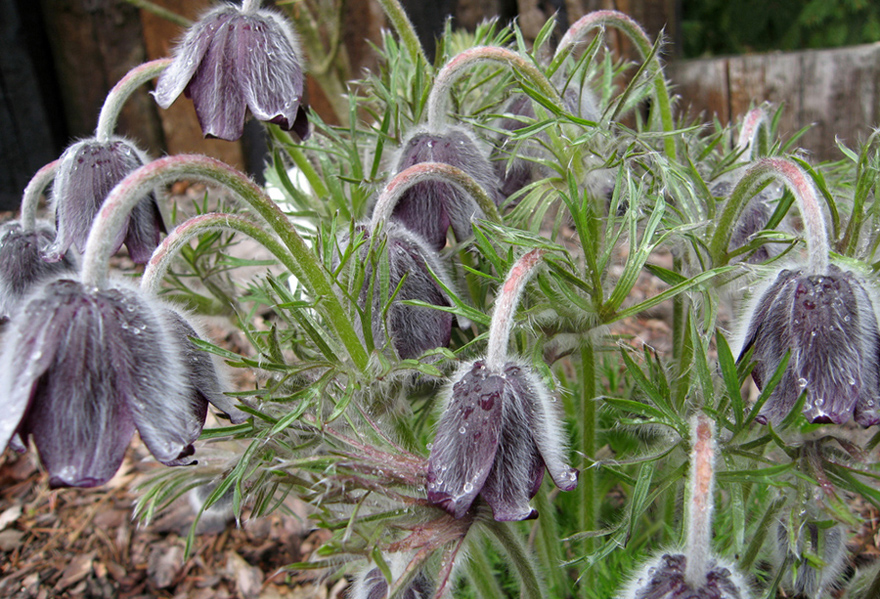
619 553 750 599
392 126 501 251
350 563 433 599
0 277 239 488
153 2 308 142
51 136 164 264
426 359 578 521
349 221 457 360
0 220 76 318
738 264 880 426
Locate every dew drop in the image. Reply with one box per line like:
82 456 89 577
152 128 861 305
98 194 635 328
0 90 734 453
458 426 466 434
426 442 433 450
797 377 808 388
463 482 473 493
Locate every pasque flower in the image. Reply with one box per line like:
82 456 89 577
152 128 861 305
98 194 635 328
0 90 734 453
50 136 164 264
0 220 76 318
154 0 309 141
733 158 880 427
0 278 241 487
427 250 577 521
392 126 501 251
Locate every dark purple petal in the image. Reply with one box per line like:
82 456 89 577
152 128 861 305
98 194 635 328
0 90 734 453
393 127 499 251
353 566 433 599
166 309 247 424
153 6 235 108
123 197 165 264
504 362 578 492
291 105 311 142
234 10 305 135
0 221 76 316
427 360 504 518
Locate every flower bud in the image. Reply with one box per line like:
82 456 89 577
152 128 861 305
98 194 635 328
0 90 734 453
51 137 164 263
392 127 501 251
617 553 751 599
775 521 847 598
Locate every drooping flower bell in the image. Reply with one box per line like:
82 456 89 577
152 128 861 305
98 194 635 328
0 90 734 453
0 220 76 318
391 126 501 251
426 250 577 521
350 221 457 360
732 158 880 427
154 0 309 141
50 136 164 263
0 278 238 487
349 558 434 599
738 265 880 426
617 415 752 599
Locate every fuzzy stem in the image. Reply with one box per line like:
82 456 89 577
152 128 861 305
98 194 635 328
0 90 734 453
20 160 59 232
684 413 716 588
486 249 545 370
240 0 261 13
81 154 368 370
369 162 501 234
375 0 429 70
555 10 676 160
141 213 303 295
482 520 543 599
709 157 828 272
96 59 171 143
578 339 597 597
736 107 767 154
427 46 563 130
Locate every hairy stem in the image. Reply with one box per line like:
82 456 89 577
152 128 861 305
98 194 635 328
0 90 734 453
427 46 563 130
556 10 676 160
375 0 428 70
20 161 59 232
122 0 191 27
684 413 716 588
578 339 597 597
482 520 543 599
96 59 171 143
736 107 768 155
486 248 545 370
369 162 501 233
241 0 262 13
141 213 303 295
710 157 828 271
81 154 368 370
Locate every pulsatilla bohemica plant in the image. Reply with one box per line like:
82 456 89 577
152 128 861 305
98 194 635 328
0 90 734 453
154 0 309 141
427 249 577 521
733 159 880 426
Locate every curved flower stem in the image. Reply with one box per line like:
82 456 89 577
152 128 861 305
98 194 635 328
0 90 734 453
556 10 676 160
141 213 304 295
485 248 545 371
375 0 429 71
427 46 563 130
20 160 59 232
81 154 368 371
736 107 768 156
684 413 716 588
122 0 192 27
709 157 829 272
369 162 501 233
95 59 171 143
481 520 543 599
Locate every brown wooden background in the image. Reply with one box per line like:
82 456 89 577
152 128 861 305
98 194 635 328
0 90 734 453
2 0 876 210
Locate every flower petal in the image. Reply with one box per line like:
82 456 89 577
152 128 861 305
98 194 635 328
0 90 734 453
0 221 75 316
234 10 305 134
506 362 578 491
427 361 503 518
153 6 233 108
123 197 165 264
185 16 248 140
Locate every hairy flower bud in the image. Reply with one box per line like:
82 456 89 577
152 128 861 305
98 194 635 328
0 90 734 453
775 521 847 598
0 278 237 487
0 220 76 317
618 553 751 599
392 127 501 251
427 359 577 521
154 3 308 141
346 222 457 360
349 564 433 599
51 137 164 263
738 264 880 426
